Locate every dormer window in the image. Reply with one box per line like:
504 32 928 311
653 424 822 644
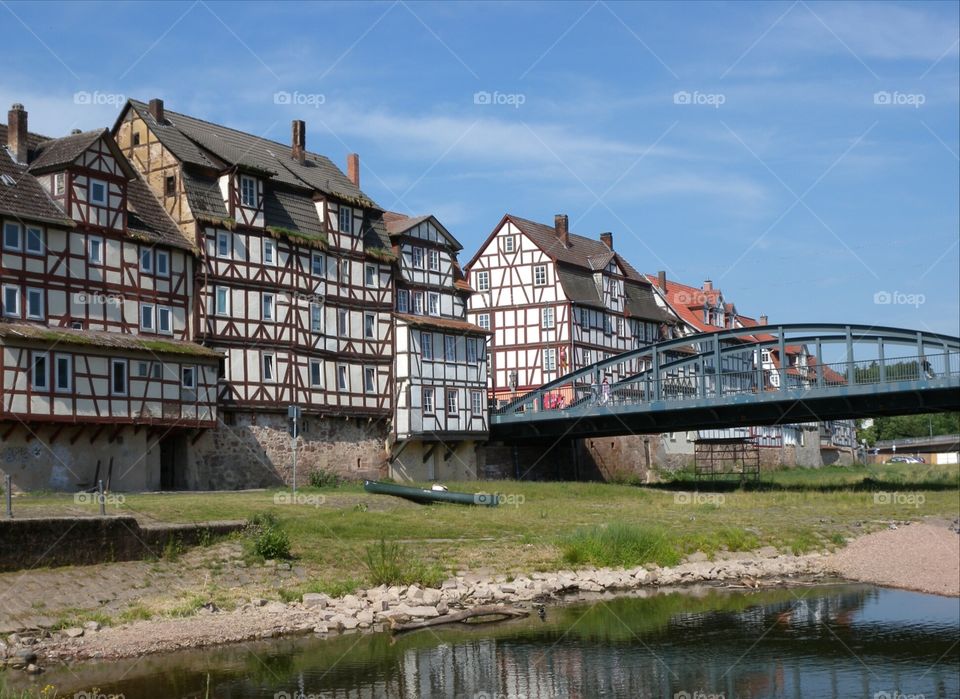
338 206 353 234
240 175 257 207
54 173 65 196
89 179 107 206
164 175 176 197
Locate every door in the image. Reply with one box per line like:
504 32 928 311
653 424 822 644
159 435 187 490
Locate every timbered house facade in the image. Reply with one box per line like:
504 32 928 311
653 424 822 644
465 214 673 404
385 213 489 480
114 99 396 486
0 104 220 491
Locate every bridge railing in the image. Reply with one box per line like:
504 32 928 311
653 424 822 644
496 351 959 416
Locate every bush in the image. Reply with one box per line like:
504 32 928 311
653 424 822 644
309 469 343 488
246 511 291 560
561 523 682 568
364 538 444 587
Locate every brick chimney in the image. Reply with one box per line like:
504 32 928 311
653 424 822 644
148 98 164 124
7 103 27 164
600 232 613 250
554 214 569 247
347 153 360 187
759 314 768 325
291 120 306 164
657 270 667 289
703 279 713 291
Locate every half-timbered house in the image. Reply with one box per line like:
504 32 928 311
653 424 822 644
113 99 396 486
0 104 220 491
385 212 489 480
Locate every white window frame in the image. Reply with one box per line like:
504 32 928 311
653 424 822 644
310 302 323 333
25 226 44 255
365 264 376 287
136 361 150 378
427 292 440 317
89 179 108 206
181 365 196 390
3 222 22 251
338 308 348 336
88 235 103 265
396 289 409 314
338 206 352 234
422 387 434 414
157 306 173 335
338 259 349 284
444 335 456 362
477 313 490 331
54 353 72 393
421 332 433 360
262 293 275 322
413 292 424 315
2 285 20 317
446 389 458 416
337 364 347 391
364 312 375 339
309 359 323 387
471 390 483 415
411 246 424 269
215 286 230 316
140 302 155 331
110 358 128 396
140 247 153 274
263 238 275 266
428 248 440 271
216 230 231 259
364 367 375 393
31 352 48 391
25 287 44 320
543 348 557 372
311 251 325 276
262 353 275 382
467 338 478 363
534 265 547 286
503 235 516 253
542 307 555 329
54 173 65 196
240 175 257 208
155 249 170 277
476 270 490 292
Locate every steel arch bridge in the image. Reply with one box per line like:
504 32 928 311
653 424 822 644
490 324 960 441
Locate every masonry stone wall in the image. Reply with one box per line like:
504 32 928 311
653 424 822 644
188 412 390 489
389 440 483 482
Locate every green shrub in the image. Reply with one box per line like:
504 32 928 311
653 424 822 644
309 469 343 488
561 523 682 568
246 511 291 560
364 538 444 587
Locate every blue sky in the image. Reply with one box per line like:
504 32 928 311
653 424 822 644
2 1 958 334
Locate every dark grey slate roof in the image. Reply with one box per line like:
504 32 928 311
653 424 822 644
0 124 52 162
625 280 673 321
126 173 195 250
264 187 322 235
555 264 670 322
181 169 228 220
0 148 73 226
28 129 106 173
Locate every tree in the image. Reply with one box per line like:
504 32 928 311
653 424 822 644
857 412 960 446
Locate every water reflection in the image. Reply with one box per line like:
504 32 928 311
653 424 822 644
19 584 960 699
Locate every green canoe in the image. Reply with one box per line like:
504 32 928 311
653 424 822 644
363 480 499 507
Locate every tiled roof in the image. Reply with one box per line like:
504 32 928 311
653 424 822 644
383 211 463 251
0 322 221 358
646 274 723 333
393 313 489 335
28 129 106 173
264 187 323 236
0 124 51 161
0 148 74 227
180 169 228 220
126 173 195 250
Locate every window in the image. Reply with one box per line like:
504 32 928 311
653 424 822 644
603 315 612 335
534 265 547 286
467 338 478 363
477 313 490 331
262 353 275 382
88 236 103 264
3 222 21 251
427 292 440 316
616 318 624 336
444 335 456 362
338 206 352 234
309 360 323 387
471 390 483 415
310 302 323 333
542 307 555 329
140 248 153 273
181 365 196 389
423 387 434 414
31 352 48 391
365 264 376 287
2 285 19 317
216 231 231 258
396 289 409 314
89 179 107 206
140 302 155 331
311 252 325 276
54 354 72 392
262 293 274 321
240 176 257 207
25 288 43 320
364 313 375 339
132 132 141 146
164 175 176 197
446 389 458 416
215 286 230 316
543 348 557 372
428 249 440 271
583 349 591 365
338 308 348 335
578 307 589 327
413 292 424 315
337 364 347 390
137 361 150 378
156 250 169 277
338 259 349 284
503 236 515 253
111 359 128 395
25 227 44 255
421 332 433 360
54 173 65 196
411 247 424 269
263 239 275 265
364 367 375 393
475 270 489 292
158 306 172 334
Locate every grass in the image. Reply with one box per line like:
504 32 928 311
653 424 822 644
7 463 958 600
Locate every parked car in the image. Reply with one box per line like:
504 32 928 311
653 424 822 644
885 456 925 464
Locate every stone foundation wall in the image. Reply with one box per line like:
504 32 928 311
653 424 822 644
389 440 483 482
188 412 390 489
